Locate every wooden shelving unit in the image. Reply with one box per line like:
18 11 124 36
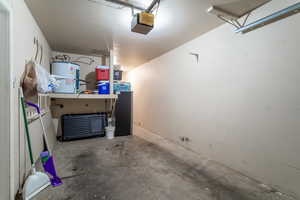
49 93 118 99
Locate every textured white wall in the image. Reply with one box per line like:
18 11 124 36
11 0 52 196
129 1 300 198
0 1 11 199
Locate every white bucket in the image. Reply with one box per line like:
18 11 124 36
105 126 115 139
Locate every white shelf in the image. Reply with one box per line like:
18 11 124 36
38 93 50 97
49 93 118 99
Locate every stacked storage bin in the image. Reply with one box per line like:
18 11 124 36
113 68 132 94
96 65 110 94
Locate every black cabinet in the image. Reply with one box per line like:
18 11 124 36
115 92 132 136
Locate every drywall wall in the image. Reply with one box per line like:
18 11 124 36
129 1 300 198
11 0 53 197
0 1 11 199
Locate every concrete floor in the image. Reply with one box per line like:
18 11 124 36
34 136 293 200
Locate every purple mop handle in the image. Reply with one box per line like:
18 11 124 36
26 102 41 114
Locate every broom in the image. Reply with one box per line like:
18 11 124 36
21 97 51 200
26 102 63 187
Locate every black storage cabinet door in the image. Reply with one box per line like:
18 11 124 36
115 91 132 136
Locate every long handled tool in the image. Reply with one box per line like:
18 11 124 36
26 102 63 187
21 97 51 200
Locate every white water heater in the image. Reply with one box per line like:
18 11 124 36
51 62 80 93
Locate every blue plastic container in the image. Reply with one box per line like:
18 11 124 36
98 81 110 94
114 82 131 93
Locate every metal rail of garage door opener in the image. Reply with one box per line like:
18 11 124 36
89 0 160 13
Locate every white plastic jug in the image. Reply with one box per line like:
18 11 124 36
105 126 115 140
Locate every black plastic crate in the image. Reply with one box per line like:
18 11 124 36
114 70 123 81
62 113 107 141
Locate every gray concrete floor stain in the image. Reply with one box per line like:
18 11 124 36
33 136 293 200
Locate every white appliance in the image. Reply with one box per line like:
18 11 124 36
51 62 80 93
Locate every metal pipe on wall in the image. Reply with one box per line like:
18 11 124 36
236 2 300 33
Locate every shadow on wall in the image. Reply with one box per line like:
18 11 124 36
85 72 97 91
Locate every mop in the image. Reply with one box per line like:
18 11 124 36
26 102 63 187
21 97 51 200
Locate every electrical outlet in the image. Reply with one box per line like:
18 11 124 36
134 121 142 127
180 137 190 142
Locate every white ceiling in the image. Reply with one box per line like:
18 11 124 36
25 0 270 69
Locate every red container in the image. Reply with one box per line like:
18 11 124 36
96 66 110 81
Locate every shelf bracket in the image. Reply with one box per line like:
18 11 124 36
235 2 300 33
208 2 300 34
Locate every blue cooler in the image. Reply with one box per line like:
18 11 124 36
98 81 110 94
114 82 131 93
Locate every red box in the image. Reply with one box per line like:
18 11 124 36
96 66 110 81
